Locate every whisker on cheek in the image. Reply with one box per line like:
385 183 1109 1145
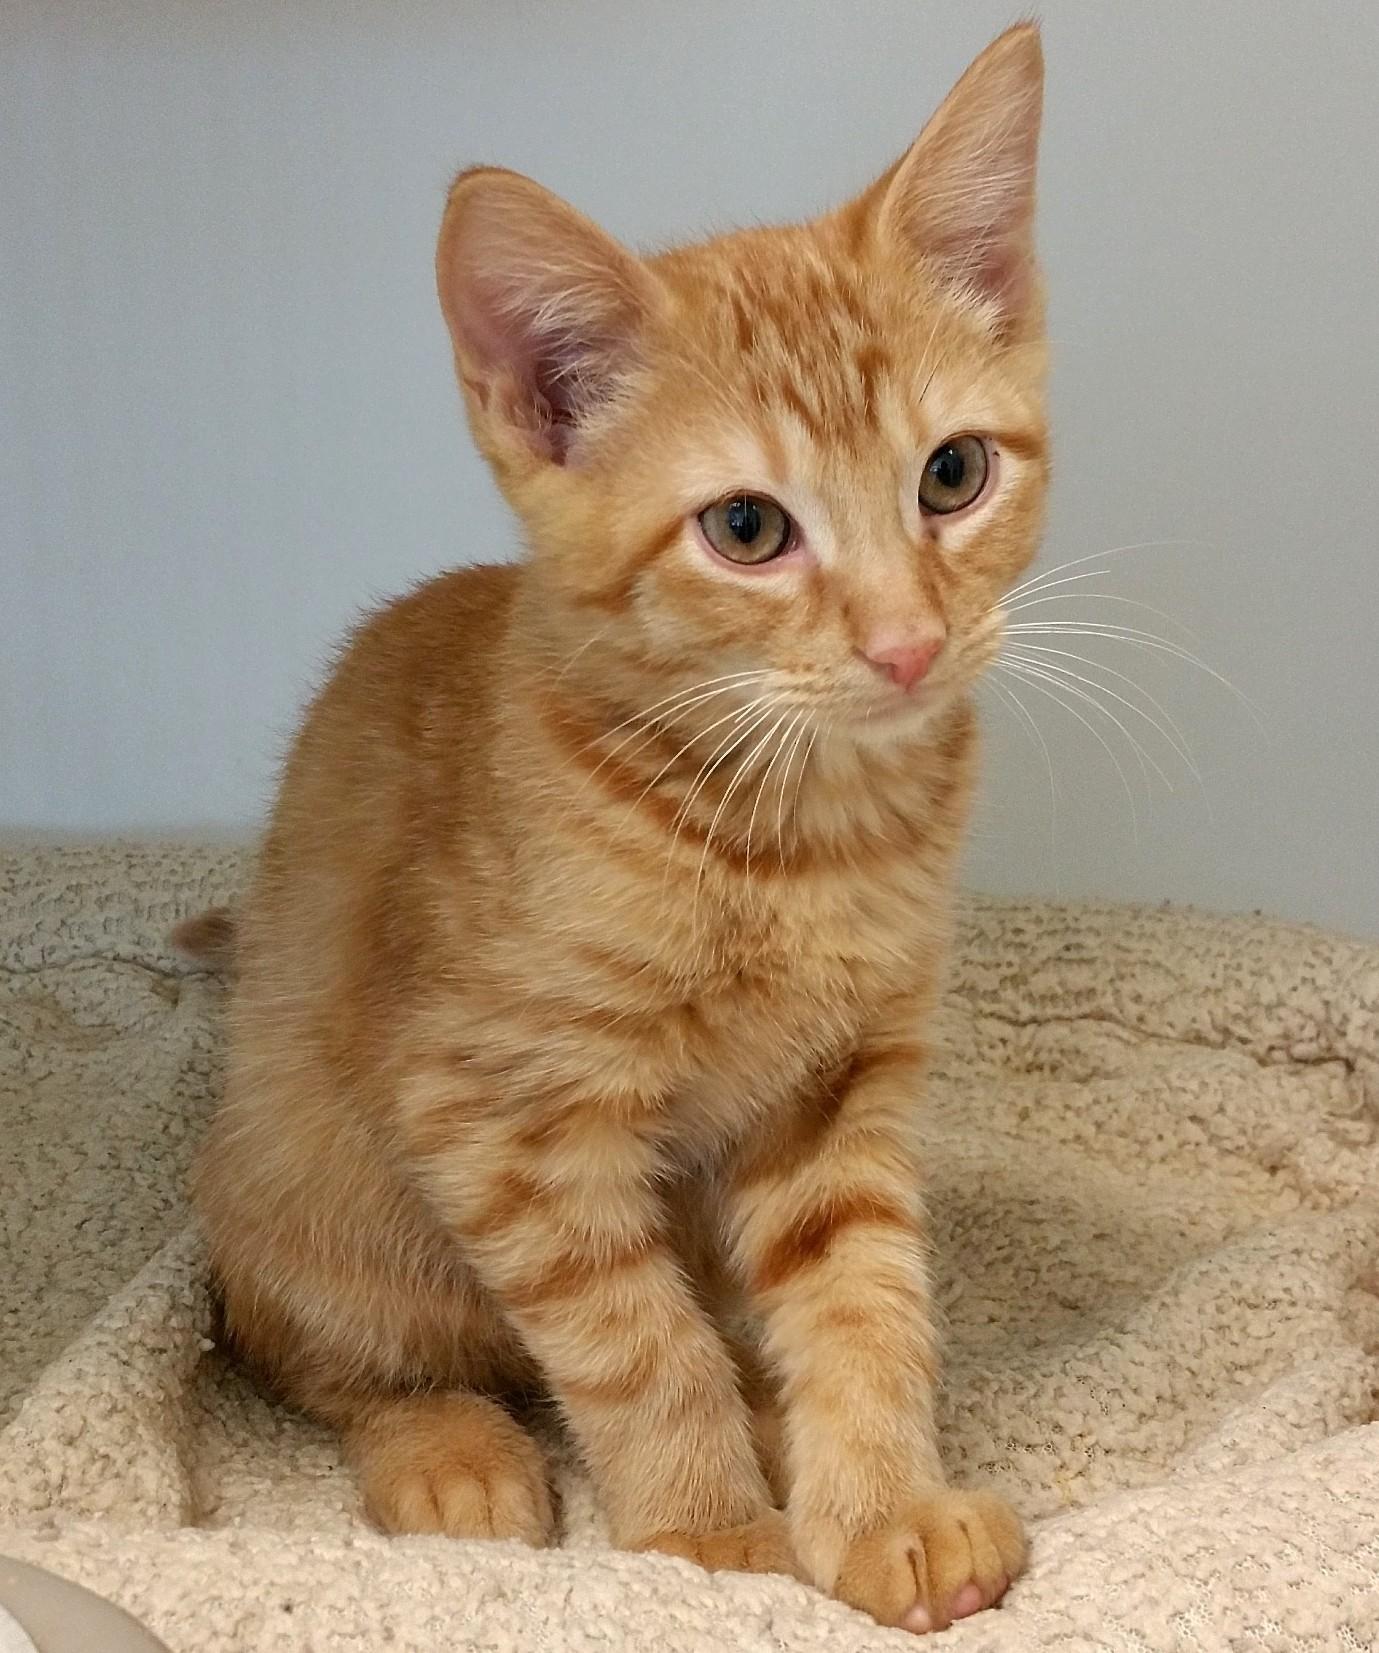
773 715 810 873
606 691 782 851
691 706 791 929
995 658 1143 839
999 539 1206 609
546 673 783 841
655 699 780 919
1006 650 1174 793
1004 620 1257 722
745 710 802 892
787 722 821 854
1003 586 1204 642
1003 643 1201 782
979 674 1060 871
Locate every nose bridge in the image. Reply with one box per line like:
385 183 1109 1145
834 533 946 653
816 461 947 647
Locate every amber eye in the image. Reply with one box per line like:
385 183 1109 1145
918 435 989 515
698 494 793 565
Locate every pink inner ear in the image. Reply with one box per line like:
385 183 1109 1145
887 164 1037 329
526 326 619 460
871 25 1042 327
455 271 583 460
946 232 1032 321
439 175 649 466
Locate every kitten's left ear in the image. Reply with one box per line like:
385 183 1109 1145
853 23 1044 331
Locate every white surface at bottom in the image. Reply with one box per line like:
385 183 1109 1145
0 1606 39 1653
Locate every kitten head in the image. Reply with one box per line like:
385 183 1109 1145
436 24 1047 745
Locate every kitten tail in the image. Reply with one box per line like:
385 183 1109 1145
170 906 237 973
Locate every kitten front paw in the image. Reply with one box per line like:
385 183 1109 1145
801 1489 1025 1633
636 1510 802 1579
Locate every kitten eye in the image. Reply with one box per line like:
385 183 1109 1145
918 435 989 515
698 494 793 565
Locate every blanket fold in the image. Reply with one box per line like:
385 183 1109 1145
2 841 1376 1651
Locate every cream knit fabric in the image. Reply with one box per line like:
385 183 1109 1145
2 840 1376 1650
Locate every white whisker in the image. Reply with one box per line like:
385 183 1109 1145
745 710 801 892
689 704 786 931
996 566 1112 612
995 659 1142 838
661 699 779 906
1004 588 1204 645
1003 643 1200 782
982 673 1058 857
550 675 777 837
579 669 776 758
1002 651 1173 794
773 715 811 873
787 722 821 854
532 623 614 686
1004 621 1259 723
1002 539 1204 607
621 690 780 823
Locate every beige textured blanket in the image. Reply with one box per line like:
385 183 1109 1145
2 840 1377 1651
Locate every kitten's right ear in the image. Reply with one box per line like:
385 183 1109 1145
436 168 659 466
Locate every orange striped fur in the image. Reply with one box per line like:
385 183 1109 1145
195 25 1046 1633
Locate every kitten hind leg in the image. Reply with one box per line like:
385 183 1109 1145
340 1390 556 1545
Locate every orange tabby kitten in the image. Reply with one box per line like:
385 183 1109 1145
191 25 1047 1634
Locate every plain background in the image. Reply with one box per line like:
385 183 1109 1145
3 2 1376 935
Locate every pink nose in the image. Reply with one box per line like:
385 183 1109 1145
862 636 945 692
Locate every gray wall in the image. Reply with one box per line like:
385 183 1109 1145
4 2 1377 935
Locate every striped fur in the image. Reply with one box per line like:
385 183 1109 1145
196 24 1045 1634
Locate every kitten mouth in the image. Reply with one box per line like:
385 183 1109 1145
854 683 949 731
